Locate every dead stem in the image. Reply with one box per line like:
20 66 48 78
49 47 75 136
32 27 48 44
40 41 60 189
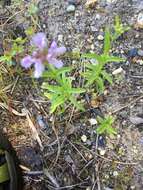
67 139 87 162
111 94 143 114
50 116 61 167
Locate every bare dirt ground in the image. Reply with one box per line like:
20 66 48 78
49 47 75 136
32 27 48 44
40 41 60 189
0 0 143 189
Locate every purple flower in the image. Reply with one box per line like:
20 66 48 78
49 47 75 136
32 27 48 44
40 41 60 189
31 32 47 50
21 55 45 78
47 41 66 68
21 33 66 78
21 55 33 69
33 59 45 78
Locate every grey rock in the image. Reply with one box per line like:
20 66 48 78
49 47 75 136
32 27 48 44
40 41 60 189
129 116 143 125
138 49 143 56
68 0 80 6
67 5 76 12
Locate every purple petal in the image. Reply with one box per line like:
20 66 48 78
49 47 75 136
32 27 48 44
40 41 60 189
50 41 57 49
47 41 57 56
21 55 33 69
54 47 66 57
48 58 63 68
31 33 47 49
34 59 45 78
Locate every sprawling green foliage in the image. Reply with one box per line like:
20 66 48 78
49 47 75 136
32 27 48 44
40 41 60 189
42 72 85 113
112 15 130 41
96 115 117 135
81 27 125 92
0 37 26 65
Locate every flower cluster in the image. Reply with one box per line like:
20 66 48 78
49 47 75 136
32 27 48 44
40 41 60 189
21 33 66 78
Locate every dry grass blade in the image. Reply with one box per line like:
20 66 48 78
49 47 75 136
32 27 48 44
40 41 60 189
25 112 44 151
44 169 60 188
0 102 26 116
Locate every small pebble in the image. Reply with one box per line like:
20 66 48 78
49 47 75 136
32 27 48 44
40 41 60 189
128 48 138 57
98 136 106 147
133 146 138 154
130 186 136 190
37 115 47 129
113 171 119 177
137 49 143 56
106 0 116 3
42 24 46 29
90 44 94 50
97 35 104 41
95 14 101 20
86 187 91 190
81 135 87 142
137 59 143 65
91 26 98 32
85 0 98 8
67 5 76 12
104 175 109 179
137 12 143 28
129 116 143 125
104 188 113 190
112 67 124 75
58 34 63 42
68 0 80 6
99 148 106 156
89 118 97 125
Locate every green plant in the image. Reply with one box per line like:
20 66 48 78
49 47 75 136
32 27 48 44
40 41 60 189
43 64 72 81
42 73 85 113
96 115 117 135
27 2 38 17
81 28 124 92
112 15 130 41
81 63 112 92
0 37 26 65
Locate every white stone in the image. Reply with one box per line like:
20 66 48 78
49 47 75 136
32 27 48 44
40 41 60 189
67 5 76 12
112 67 124 75
113 171 119 177
81 135 87 142
137 12 143 27
89 118 97 125
99 149 106 156
97 35 104 41
58 34 63 42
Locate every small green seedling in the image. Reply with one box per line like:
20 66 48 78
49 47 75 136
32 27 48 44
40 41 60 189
96 115 117 135
27 3 38 17
0 37 26 65
82 27 124 64
81 27 124 92
81 62 112 92
112 15 130 41
42 73 85 113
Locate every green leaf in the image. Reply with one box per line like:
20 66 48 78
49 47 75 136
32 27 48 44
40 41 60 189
42 84 62 93
96 77 104 92
57 67 72 74
81 53 100 60
28 3 38 16
112 15 130 41
102 55 125 63
50 95 65 113
44 92 53 99
102 70 113 84
96 115 116 135
69 96 85 111
69 88 85 94
108 127 117 135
